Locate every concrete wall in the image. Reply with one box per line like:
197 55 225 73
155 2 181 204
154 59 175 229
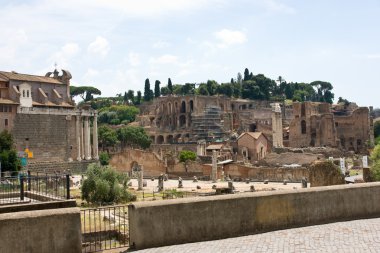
0 207 81 253
129 182 380 250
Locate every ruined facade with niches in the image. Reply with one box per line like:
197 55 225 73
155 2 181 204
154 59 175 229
0 69 98 162
289 101 373 152
137 95 294 145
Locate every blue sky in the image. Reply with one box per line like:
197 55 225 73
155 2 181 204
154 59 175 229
0 0 379 107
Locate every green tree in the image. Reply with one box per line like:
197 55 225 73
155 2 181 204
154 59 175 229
98 125 118 150
168 78 173 94
136 91 142 105
143 78 153 101
370 144 380 181
70 86 101 102
154 80 161 98
81 163 133 205
197 84 209 96
374 121 380 138
127 90 134 104
310 81 334 103
179 150 197 163
116 126 152 149
206 80 218 96
0 131 21 173
243 68 250 81
160 86 170 96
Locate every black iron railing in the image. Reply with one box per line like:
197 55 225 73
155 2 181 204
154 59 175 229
0 171 70 205
81 205 129 252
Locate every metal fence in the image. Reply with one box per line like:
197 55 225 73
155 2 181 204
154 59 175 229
0 171 70 205
81 205 129 253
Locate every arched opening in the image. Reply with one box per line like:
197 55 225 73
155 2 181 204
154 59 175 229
301 120 306 134
189 100 194 112
167 135 174 144
168 103 172 114
131 161 139 172
181 101 186 113
175 102 178 113
242 104 247 110
231 104 235 110
156 135 164 144
174 134 181 143
179 115 186 127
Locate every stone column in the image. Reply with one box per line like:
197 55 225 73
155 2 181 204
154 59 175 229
84 116 91 160
212 150 218 183
81 117 85 160
137 166 143 191
92 114 99 160
76 114 81 161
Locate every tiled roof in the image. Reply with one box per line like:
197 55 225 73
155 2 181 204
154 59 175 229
0 71 63 84
206 144 223 150
0 98 19 105
237 132 263 140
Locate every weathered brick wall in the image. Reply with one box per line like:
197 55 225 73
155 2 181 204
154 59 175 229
12 114 76 161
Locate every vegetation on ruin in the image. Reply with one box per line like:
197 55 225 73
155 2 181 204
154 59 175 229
98 125 151 151
98 105 139 125
370 144 380 181
374 121 380 145
0 130 21 173
81 163 134 205
179 150 197 163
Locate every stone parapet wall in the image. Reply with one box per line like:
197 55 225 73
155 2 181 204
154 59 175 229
129 182 380 250
0 207 81 253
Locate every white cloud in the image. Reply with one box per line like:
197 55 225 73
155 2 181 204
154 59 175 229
49 43 80 68
90 0 223 18
153 40 171 49
87 36 110 57
214 29 247 48
256 0 296 14
366 54 380 59
129 52 141 66
149 54 178 64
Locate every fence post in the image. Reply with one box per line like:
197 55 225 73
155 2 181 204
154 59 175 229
66 174 70 199
27 170 31 191
20 174 24 201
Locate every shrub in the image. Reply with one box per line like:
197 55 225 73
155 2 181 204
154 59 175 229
99 152 110 166
81 163 133 205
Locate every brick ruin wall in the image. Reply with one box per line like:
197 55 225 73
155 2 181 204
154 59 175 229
110 149 308 181
12 114 77 162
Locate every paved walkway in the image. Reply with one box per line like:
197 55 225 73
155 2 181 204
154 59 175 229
132 218 380 253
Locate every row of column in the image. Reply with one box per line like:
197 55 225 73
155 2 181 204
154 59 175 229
76 113 98 161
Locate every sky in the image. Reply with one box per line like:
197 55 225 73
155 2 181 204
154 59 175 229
0 0 379 107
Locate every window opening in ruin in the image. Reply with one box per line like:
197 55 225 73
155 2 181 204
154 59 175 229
341 138 345 148
231 104 235 110
4 119 8 127
249 123 257 132
301 120 306 134
181 101 186 113
22 90 25 97
156 135 164 144
301 103 306 117
27 90 29 97
335 122 338 127
4 106 7 112
357 139 362 146
190 100 194 112
242 104 247 110
179 115 186 127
